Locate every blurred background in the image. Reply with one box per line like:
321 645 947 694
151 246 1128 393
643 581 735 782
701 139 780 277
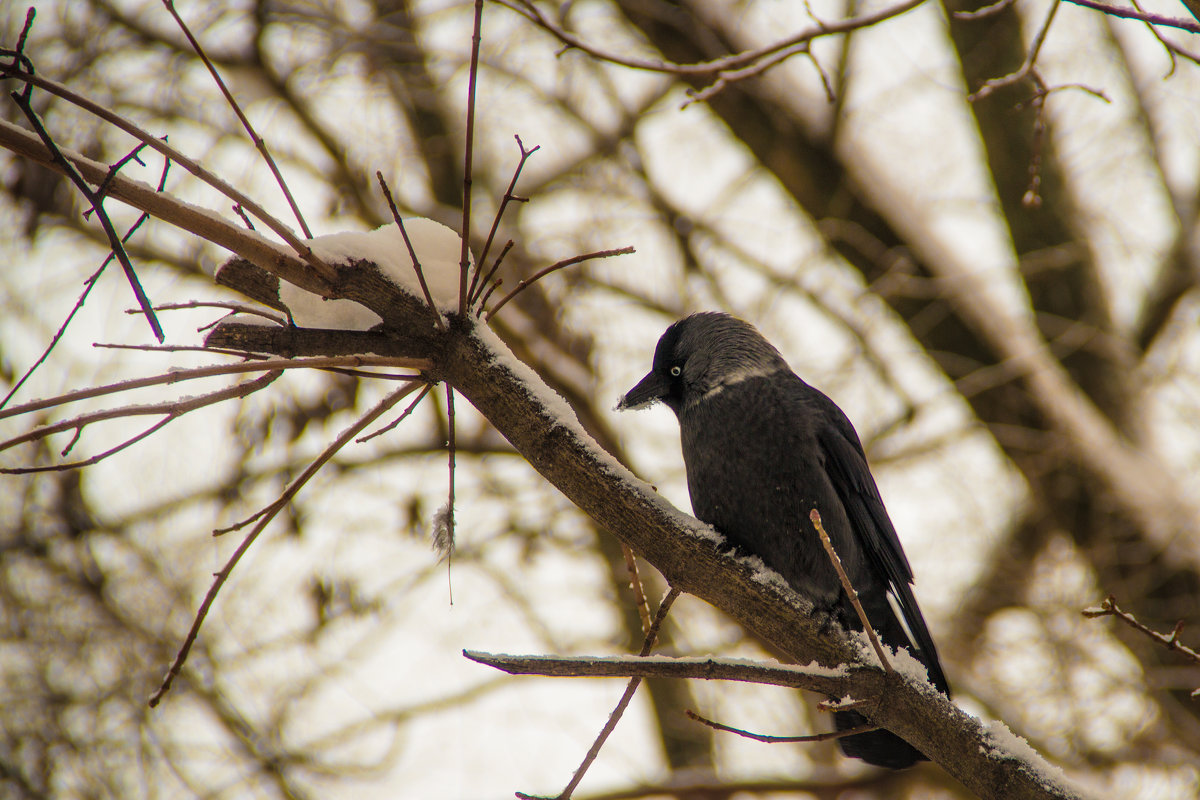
2 0 1200 797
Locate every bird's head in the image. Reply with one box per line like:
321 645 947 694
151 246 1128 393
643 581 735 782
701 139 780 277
618 312 788 415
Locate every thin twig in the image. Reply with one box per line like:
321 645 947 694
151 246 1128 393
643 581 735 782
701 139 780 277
231 203 256 230
126 300 288 328
0 67 331 278
473 241 513 316
355 384 431 445
11 8 35 69
806 50 836 104
460 0 485 315
91 142 149 202
1083 595 1200 695
213 378 426 535
469 136 539 304
1128 0 1200 68
809 509 893 673
685 709 878 743
1 371 281 472
484 247 634 320
161 0 312 238
476 278 502 317
445 383 457 602
968 0 1061 102
375 171 446 330
503 0 927 78
0 118 321 292
951 0 1015 20
1 150 171 409
9 88 164 341
622 545 652 636
0 355 431 422
1061 0 1200 32
92 343 273 363
685 42 811 107
517 588 681 800
149 379 424 706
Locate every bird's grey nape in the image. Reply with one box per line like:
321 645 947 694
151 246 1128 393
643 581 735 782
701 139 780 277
672 312 788 403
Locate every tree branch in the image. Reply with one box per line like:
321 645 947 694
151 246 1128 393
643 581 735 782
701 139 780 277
203 295 1086 800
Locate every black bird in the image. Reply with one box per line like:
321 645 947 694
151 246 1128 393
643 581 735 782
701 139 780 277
618 312 949 769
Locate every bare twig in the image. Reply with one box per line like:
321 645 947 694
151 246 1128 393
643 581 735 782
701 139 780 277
685 709 877 743
516 587 681 800
0 355 431 423
484 247 634 320
623 545 652 636
951 0 1016 20
503 0 926 101
149 379 424 706
809 509 893 674
476 278 502 316
469 136 539 305
10 8 35 67
161 0 312 238
1 371 281 472
9 85 164 341
375 171 447 330
445 382 457 599
685 42 811 107
506 0 925 75
1083 595 1200 695
0 119 323 292
460 0 485 315
472 241 513 316
1128 0 1200 68
231 203 256 230
92 342 269 359
1 150 171 409
969 0 1060 102
0 69 331 278
1062 0 1200 32
126 300 288 329
357 383 432 443
806 50 836 104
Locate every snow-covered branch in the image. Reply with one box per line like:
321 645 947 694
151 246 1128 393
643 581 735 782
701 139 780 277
204 259 1085 800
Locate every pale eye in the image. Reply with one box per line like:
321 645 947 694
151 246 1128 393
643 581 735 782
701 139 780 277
669 366 682 377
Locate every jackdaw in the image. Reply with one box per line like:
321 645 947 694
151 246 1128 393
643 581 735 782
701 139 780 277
618 311 949 769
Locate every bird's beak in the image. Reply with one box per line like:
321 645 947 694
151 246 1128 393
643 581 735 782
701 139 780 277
617 370 668 411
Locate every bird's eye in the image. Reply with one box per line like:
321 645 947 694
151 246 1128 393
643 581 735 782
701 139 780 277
669 365 682 377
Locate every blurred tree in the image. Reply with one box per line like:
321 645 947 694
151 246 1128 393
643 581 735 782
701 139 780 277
2 0 1199 798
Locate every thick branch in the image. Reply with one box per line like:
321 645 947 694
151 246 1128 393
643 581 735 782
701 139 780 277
205 284 1085 799
463 651 856 693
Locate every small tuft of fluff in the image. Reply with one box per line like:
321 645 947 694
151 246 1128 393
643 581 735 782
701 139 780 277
431 503 456 560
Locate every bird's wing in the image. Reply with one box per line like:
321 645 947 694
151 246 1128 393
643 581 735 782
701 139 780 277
815 407 913 588
816 403 950 693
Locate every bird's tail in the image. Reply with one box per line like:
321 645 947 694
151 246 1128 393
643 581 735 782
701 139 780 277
833 709 927 769
829 589 945 768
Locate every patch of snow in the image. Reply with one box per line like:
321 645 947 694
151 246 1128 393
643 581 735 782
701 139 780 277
982 719 1090 798
472 322 589 440
229 314 281 327
282 219 470 329
279 282 383 330
843 630 938 691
